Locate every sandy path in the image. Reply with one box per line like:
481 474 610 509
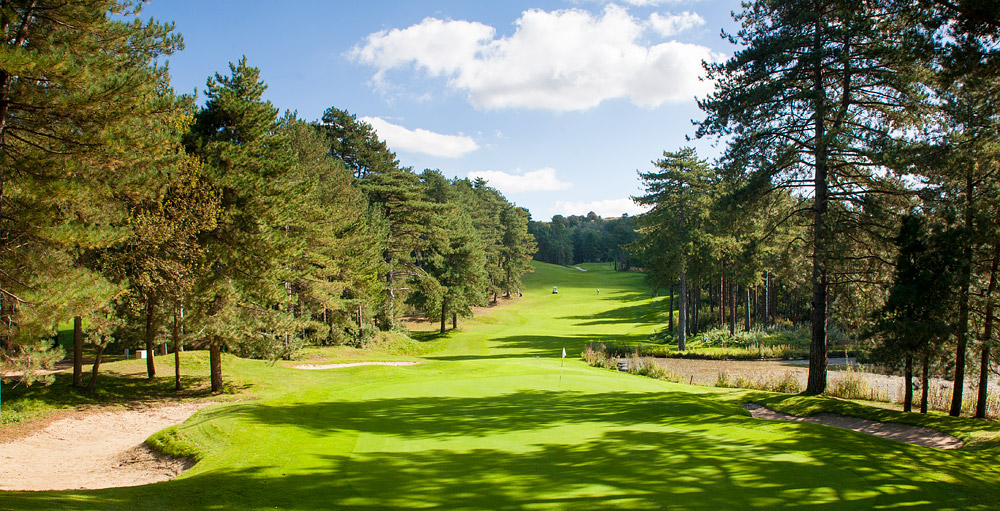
293 361 420 370
0 401 213 491
744 403 963 449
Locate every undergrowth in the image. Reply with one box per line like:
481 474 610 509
716 370 803 394
583 343 681 382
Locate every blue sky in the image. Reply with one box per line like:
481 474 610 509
141 0 742 221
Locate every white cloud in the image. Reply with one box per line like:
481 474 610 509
648 11 705 36
620 0 679 5
359 116 479 158
553 198 651 218
467 168 572 193
350 5 721 111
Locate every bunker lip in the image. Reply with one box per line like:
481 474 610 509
744 403 964 449
292 361 421 370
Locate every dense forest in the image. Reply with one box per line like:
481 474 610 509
529 214 638 269
0 1 535 392
633 0 1000 417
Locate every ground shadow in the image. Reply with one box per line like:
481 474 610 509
6 388 997 510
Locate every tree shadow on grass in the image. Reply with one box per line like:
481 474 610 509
8 390 997 510
2 371 214 411
235 389 748 438
561 302 667 327
425 333 652 361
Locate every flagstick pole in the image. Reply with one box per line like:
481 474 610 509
559 347 564 388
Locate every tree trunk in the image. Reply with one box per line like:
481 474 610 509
210 338 223 393
693 287 701 335
283 333 290 361
976 245 998 418
951 172 975 416
769 272 776 327
686 286 692 337
85 344 105 395
745 286 752 332
729 282 737 336
144 296 156 379
72 316 83 387
807 19 830 395
452 313 457 330
385 257 396 330
173 303 182 391
678 270 687 351
709 279 715 317
440 298 447 334
904 354 913 413
357 304 363 342
764 272 771 328
920 353 930 414
720 274 726 328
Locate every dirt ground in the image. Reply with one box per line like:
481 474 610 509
654 357 999 415
0 401 212 491
744 403 964 449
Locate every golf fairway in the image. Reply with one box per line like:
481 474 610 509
3 263 998 510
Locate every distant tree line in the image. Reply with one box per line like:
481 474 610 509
0 1 535 393
635 0 1000 417
529 213 638 270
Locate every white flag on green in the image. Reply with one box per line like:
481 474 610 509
562 347 566 358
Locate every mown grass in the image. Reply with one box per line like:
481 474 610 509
2 261 999 510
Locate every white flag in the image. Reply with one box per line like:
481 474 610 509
562 347 567 358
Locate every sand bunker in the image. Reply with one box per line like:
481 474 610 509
744 403 963 449
293 361 421 370
0 401 213 491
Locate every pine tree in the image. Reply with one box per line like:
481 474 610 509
0 1 181 380
318 110 432 329
634 148 719 351
870 212 960 411
498 205 536 298
696 0 926 393
185 57 293 392
409 171 487 333
281 118 385 346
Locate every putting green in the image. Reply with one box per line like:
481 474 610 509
4 263 998 510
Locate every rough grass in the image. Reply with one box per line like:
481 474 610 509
3 261 999 510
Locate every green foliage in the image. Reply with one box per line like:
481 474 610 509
529 213 635 268
0 0 182 377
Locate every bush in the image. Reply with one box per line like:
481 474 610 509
582 343 617 369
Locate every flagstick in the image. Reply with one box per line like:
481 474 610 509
559 347 565 388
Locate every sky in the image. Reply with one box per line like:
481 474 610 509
140 0 743 221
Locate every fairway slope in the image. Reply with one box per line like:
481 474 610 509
4 262 999 510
